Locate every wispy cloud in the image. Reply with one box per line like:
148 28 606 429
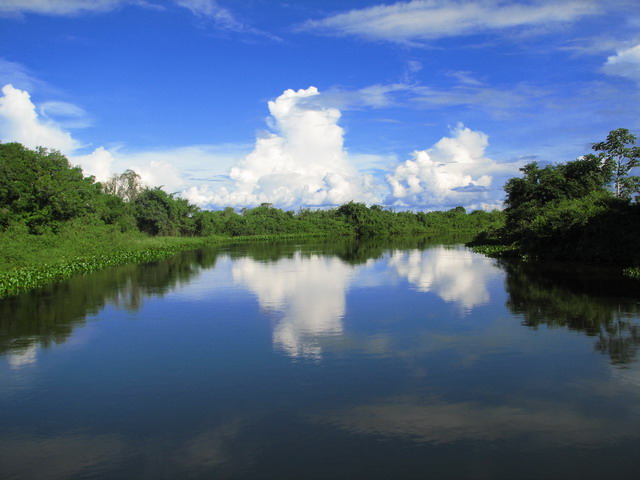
299 0 601 45
323 80 538 118
0 0 275 38
174 0 277 38
39 101 92 128
0 0 124 17
0 58 51 92
176 0 244 30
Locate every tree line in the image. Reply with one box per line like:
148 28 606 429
0 141 503 239
471 128 640 265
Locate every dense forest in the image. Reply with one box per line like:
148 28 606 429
470 128 640 269
0 141 503 239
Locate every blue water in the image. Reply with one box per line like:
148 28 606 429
1 238 639 479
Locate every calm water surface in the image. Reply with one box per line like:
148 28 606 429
1 238 639 479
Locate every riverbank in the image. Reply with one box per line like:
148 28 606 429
467 242 640 279
0 222 319 298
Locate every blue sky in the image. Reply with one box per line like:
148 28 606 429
1 0 639 211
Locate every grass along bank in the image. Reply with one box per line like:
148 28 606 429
0 221 318 298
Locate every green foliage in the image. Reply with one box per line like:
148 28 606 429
623 267 640 279
468 244 519 258
94 193 137 231
0 222 229 297
0 142 101 233
471 128 640 268
502 155 612 240
591 127 640 200
336 201 386 236
132 187 198 236
333 201 503 237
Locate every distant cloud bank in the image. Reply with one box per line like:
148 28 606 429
0 83 517 211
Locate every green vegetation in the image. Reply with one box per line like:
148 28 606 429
469 128 640 275
0 141 503 296
502 259 640 364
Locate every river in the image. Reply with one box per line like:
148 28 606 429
1 237 639 479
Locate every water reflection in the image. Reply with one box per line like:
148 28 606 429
0 433 125 480
2 238 640 479
3 238 638 366
388 245 501 311
321 394 638 446
232 253 354 358
7 344 37 369
0 424 252 480
231 242 501 358
0 249 219 364
502 260 640 364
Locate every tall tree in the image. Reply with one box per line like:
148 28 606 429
102 169 143 202
591 128 640 200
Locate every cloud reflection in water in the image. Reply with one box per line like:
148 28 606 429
231 246 502 359
388 246 501 311
319 395 637 446
232 253 355 359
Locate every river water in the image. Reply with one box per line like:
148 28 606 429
1 238 639 479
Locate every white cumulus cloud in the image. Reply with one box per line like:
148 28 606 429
1 83 519 210
385 123 518 209
603 44 640 84
0 83 187 186
72 147 115 182
190 86 381 209
0 83 119 181
0 84 80 153
130 159 185 192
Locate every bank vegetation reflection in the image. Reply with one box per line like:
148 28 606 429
0 249 219 367
2 238 639 366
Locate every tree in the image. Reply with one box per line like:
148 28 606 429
0 142 100 233
472 128 640 263
336 201 386 237
102 169 143 202
591 128 640 200
132 187 198 236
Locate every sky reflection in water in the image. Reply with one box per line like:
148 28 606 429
1 240 639 479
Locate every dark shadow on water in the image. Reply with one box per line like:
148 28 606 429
501 258 640 364
0 248 220 355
